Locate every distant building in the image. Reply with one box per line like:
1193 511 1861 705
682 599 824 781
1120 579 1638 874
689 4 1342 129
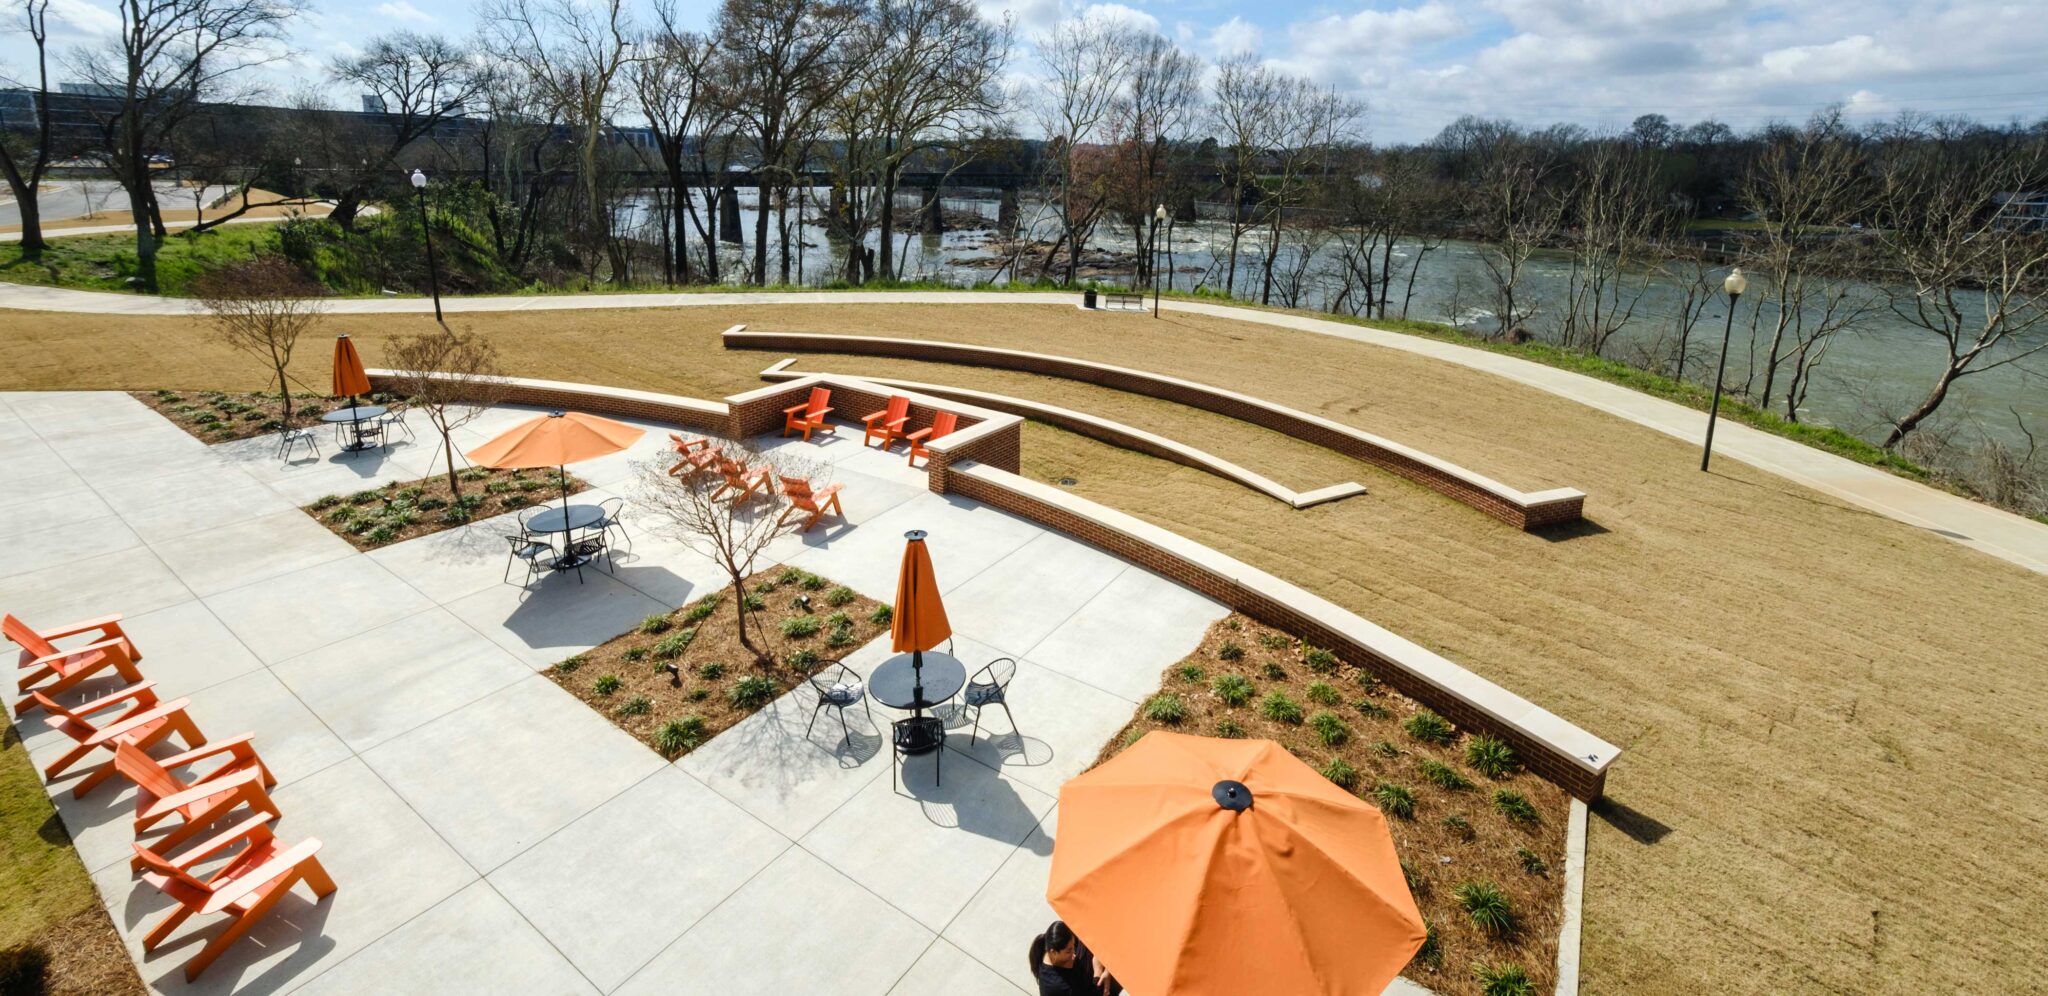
1993 191 2048 231
362 94 387 114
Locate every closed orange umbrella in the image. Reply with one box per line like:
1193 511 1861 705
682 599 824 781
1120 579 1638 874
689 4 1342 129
890 529 951 709
467 410 645 516
1048 732 1426 996
331 334 371 400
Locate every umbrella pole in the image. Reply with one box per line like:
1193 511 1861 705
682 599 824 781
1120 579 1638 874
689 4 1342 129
911 648 925 716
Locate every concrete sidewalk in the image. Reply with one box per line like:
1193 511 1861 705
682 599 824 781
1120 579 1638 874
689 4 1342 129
1 282 2038 575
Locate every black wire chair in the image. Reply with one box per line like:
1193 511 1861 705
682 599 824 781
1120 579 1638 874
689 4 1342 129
804 660 873 748
503 533 551 587
891 716 945 791
594 496 631 554
960 657 1019 741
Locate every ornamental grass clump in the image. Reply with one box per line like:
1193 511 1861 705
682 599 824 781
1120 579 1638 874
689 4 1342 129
1217 641 1245 661
1456 881 1518 938
1309 710 1350 747
730 675 776 708
1143 693 1189 724
1466 735 1520 779
654 717 706 757
1320 757 1360 790
1420 758 1474 791
1404 710 1456 745
593 674 621 696
1305 681 1341 706
1212 674 1254 706
1472 962 1534 996
780 615 821 638
639 614 673 635
1303 646 1338 673
1260 691 1304 724
1373 782 1417 819
1494 790 1541 825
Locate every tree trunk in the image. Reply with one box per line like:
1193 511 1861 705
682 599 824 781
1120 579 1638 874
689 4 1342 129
127 179 158 293
879 163 900 282
11 189 44 255
1883 364 1962 448
752 181 771 285
443 426 463 497
329 191 363 232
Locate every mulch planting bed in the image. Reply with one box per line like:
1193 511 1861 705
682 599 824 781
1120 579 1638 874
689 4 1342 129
546 566 892 760
1099 613 1568 996
305 467 593 551
133 388 398 445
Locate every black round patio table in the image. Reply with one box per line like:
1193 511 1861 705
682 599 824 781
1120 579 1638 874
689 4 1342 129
524 503 606 570
870 651 966 716
320 404 387 452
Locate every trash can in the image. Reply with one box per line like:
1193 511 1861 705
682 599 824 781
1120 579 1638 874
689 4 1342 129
1083 288 1098 309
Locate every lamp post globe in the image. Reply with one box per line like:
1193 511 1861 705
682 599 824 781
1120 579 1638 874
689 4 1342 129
1700 267 1747 472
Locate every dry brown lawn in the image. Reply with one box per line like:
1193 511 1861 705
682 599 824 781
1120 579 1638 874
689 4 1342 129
2 301 2045 994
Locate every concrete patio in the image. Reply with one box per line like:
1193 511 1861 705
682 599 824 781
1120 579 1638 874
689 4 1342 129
2 391 1341 995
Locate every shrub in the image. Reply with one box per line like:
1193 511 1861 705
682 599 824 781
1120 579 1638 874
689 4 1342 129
825 611 851 628
1420 759 1474 791
1305 681 1340 705
1355 699 1390 719
1303 646 1338 672
1494 790 1540 825
639 614 673 635
1404 711 1456 745
730 675 777 708
1457 881 1518 938
615 695 652 717
384 509 416 528
1215 718 1246 739
418 496 447 511
311 494 342 509
1442 813 1474 840
869 603 893 625
776 566 803 585
1260 692 1303 724
653 630 695 660
654 716 707 757
1320 757 1360 790
1517 847 1548 876
1175 663 1206 682
1414 919 1442 969
1371 740 1400 758
1466 735 1520 779
684 596 720 622
365 524 397 544
1309 711 1350 747
1258 633 1289 650
743 593 766 611
1143 693 1188 724
552 655 584 674
753 580 779 595
593 674 622 696
1261 662 1287 681
0 944 52 994
1121 727 1147 748
1217 641 1244 661
623 647 648 662
825 624 855 648
697 661 727 680
798 572 827 591
1472 963 1534 996
485 479 513 494
687 688 709 702
436 508 469 525
786 648 820 668
826 585 856 607
1212 674 1254 706
1373 782 1416 819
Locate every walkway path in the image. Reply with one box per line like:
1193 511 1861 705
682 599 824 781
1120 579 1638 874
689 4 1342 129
4 282 2038 574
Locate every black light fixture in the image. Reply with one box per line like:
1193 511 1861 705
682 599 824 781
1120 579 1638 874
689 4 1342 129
1700 267 1748 472
410 169 444 324
1151 204 1167 318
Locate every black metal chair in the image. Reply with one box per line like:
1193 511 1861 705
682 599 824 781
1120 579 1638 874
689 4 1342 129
891 716 945 791
570 528 611 574
503 533 550 587
379 403 416 444
804 660 872 747
961 657 1019 740
276 424 319 464
594 496 631 554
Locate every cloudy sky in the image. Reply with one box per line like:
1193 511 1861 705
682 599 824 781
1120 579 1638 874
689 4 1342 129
9 0 2047 144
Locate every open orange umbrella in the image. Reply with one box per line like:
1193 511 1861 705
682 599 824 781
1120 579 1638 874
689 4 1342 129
467 410 645 517
890 529 951 706
331 334 371 401
1048 732 1426 996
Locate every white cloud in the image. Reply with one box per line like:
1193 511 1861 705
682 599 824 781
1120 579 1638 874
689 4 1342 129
1076 2 1160 34
373 0 435 23
1206 15 1261 57
45 0 122 39
1288 2 1466 60
1757 35 1909 82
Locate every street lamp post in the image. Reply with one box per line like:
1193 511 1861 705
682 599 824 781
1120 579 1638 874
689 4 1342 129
410 169 444 324
1151 204 1166 318
1700 267 1748 472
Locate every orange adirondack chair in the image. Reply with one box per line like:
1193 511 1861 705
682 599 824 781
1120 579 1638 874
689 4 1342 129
7 612 143 717
710 455 775 503
133 812 336 982
666 433 722 480
782 387 836 441
862 395 911 449
904 411 959 467
113 738 278 871
29 680 206 797
775 476 845 533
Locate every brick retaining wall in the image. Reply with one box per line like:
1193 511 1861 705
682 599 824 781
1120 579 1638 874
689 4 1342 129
724 330 1587 530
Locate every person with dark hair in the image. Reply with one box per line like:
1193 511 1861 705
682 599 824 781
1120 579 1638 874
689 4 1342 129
1028 920 1117 996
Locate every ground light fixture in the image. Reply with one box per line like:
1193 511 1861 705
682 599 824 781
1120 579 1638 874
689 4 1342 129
411 169 445 324
1151 204 1168 318
1700 266 1748 472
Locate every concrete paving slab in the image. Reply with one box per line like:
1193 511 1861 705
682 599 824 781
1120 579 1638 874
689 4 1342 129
97 466 299 544
676 683 890 840
942 532 1130 659
938 658 1141 798
1024 566 1229 702
0 457 87 505
271 608 531 753
93 757 477 996
801 748 1056 931
180 669 353 787
203 556 433 665
0 484 116 539
441 567 670 670
489 767 789 992
0 544 193 623
613 847 932 996
941 807 1058 994
114 599 269 697
787 493 1043 603
360 676 666 872
888 939 1028 996
292 881 598 996
0 512 143 580
150 510 357 597
364 515 524 605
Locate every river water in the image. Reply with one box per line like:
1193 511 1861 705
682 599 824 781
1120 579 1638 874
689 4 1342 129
656 189 2045 452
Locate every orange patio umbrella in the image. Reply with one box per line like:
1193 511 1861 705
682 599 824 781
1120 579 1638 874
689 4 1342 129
1048 731 1426 996
331 334 371 402
890 529 951 706
467 410 645 517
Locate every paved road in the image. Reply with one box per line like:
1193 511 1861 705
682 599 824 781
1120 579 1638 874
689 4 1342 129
2 282 2042 575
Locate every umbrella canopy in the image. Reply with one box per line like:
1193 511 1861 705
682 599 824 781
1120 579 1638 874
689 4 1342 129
890 530 951 653
466 410 645 470
332 334 371 399
1048 732 1426 996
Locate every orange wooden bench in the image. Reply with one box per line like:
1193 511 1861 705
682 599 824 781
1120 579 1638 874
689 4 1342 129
133 812 336 981
776 476 845 533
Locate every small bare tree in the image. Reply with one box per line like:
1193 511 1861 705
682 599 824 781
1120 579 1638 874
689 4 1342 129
193 257 325 426
385 325 509 499
634 443 807 663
